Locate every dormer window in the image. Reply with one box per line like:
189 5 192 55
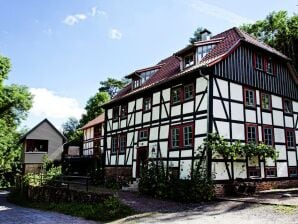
133 78 141 89
184 54 194 68
256 53 263 70
267 57 273 74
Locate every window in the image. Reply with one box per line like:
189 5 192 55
184 84 194 100
267 57 273 74
25 139 48 152
286 129 295 149
133 78 141 89
171 83 194 105
255 53 263 70
184 54 194 68
263 126 273 146
265 167 276 177
113 107 119 121
139 129 149 141
119 134 127 153
289 167 297 177
261 93 271 110
248 167 261 177
171 128 180 148
111 136 118 153
197 44 215 61
170 124 193 149
120 105 128 119
143 97 151 112
245 88 255 108
171 88 182 104
246 124 258 143
284 99 293 113
183 125 193 146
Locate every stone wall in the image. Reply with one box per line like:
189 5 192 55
105 167 132 180
24 164 42 174
215 179 298 196
27 186 112 204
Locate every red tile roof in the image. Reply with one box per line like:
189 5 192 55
81 113 104 130
108 27 290 104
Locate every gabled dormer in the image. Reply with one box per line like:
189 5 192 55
126 64 163 90
175 29 223 70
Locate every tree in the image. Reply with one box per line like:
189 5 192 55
0 55 33 187
80 91 110 126
189 27 204 44
240 11 298 70
99 78 128 98
62 117 83 146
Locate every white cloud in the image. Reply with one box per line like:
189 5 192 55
109 28 122 40
90 6 107 17
62 6 106 26
187 0 254 25
62 14 87 26
29 88 84 120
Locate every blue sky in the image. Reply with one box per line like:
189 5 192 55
0 0 296 130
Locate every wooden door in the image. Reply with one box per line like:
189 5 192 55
136 147 148 178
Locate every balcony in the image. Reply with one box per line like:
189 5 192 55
24 151 47 164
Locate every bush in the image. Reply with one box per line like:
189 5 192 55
139 159 214 202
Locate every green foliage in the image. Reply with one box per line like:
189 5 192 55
99 78 128 98
62 117 83 145
23 156 62 187
0 54 33 187
189 27 205 43
139 159 214 202
80 91 110 126
8 192 134 222
240 11 298 70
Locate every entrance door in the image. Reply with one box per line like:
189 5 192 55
136 147 148 178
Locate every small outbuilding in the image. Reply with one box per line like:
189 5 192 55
20 119 66 173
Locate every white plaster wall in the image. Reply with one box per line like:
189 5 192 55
107 109 113 119
183 101 194 114
215 121 230 139
152 106 160 121
213 99 228 119
285 116 293 128
180 160 192 179
274 128 285 143
196 77 208 93
160 125 169 139
288 151 297 166
272 96 283 109
273 110 284 126
232 123 245 140
143 112 151 123
276 145 287 160
135 112 142 124
231 103 244 121
169 151 179 158
233 162 247 179
128 101 135 113
153 92 160 105
277 162 288 177
118 155 125 165
171 105 181 117
245 109 256 123
213 162 231 180
262 112 272 125
230 83 243 101
181 150 192 157
162 88 171 101
136 98 143 110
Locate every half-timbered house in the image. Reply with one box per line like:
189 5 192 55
103 27 298 190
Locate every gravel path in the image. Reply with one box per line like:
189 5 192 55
117 192 298 224
0 191 99 224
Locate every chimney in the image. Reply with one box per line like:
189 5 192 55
200 29 212 41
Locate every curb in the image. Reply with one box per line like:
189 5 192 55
217 197 298 207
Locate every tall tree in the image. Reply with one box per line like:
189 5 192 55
240 11 298 70
62 117 82 146
0 55 33 187
80 91 110 126
99 78 128 98
189 27 204 44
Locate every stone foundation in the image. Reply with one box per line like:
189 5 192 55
105 167 132 181
215 179 298 196
24 164 42 174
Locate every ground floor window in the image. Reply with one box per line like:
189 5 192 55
263 126 274 146
265 167 277 177
248 166 261 178
289 167 297 177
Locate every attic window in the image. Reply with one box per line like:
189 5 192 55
184 54 194 68
256 53 263 70
133 78 141 89
267 57 273 74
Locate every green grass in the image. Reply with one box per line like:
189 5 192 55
8 191 135 222
274 205 298 214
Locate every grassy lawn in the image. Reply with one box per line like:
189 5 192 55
8 191 135 222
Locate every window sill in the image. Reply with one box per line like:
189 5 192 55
143 110 151 113
261 108 272 112
245 105 256 109
171 102 182 106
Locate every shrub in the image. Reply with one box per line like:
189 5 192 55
139 159 214 202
